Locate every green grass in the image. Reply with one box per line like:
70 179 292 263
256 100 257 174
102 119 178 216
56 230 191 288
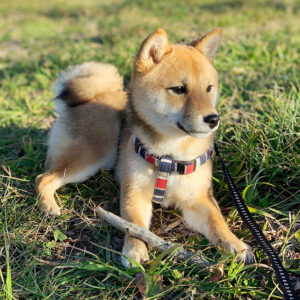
0 0 299 298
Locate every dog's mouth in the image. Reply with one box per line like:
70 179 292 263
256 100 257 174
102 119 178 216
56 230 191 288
176 122 209 135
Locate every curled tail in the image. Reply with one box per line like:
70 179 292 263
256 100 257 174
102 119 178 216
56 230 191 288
54 62 124 112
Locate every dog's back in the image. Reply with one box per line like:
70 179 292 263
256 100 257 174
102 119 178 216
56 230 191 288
36 62 127 215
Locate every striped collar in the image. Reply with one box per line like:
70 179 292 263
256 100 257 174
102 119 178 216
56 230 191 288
134 136 213 203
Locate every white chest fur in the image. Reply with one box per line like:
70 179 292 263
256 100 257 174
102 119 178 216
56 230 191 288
119 135 213 209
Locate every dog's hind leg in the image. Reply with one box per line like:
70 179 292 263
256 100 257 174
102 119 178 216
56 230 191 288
36 169 65 216
36 140 117 216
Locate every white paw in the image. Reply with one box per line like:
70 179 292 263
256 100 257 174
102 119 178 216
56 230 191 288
234 242 253 264
122 239 149 267
222 239 254 264
40 200 61 216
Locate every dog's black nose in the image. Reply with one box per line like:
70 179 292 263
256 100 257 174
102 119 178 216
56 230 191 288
204 114 220 129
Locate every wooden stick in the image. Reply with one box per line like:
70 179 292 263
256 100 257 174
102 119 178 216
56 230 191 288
96 206 210 267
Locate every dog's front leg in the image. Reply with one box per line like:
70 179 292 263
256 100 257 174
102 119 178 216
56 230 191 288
182 193 253 263
120 188 152 267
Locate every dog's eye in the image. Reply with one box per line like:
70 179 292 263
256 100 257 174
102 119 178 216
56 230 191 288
206 85 213 93
168 86 187 95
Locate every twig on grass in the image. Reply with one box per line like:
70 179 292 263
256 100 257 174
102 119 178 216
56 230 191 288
96 205 210 267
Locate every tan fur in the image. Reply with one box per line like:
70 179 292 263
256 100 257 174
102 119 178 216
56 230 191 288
36 30 253 264
36 62 127 215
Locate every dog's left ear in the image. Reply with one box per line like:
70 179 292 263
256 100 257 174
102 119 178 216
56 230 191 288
191 28 222 64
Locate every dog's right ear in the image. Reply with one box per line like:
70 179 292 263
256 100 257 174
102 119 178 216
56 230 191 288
191 28 222 64
135 29 171 72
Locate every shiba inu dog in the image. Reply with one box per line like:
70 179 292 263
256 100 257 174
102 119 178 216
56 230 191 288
36 28 253 266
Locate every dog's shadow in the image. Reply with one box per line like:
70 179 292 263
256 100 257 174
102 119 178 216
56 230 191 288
0 123 47 180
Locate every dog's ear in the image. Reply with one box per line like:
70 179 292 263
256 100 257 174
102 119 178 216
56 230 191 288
191 28 222 64
135 29 171 72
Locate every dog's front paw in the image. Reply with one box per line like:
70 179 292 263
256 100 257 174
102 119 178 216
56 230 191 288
221 239 254 264
40 200 61 216
122 236 149 267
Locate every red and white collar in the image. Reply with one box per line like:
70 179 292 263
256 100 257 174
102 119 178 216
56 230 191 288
134 136 213 203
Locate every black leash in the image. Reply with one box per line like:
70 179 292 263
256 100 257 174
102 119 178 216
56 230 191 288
214 143 298 300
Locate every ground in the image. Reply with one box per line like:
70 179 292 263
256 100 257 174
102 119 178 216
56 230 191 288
0 0 299 299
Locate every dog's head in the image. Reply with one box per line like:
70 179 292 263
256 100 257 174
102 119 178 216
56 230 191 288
130 28 222 138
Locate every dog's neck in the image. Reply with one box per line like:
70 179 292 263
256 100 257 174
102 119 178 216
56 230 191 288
127 99 214 161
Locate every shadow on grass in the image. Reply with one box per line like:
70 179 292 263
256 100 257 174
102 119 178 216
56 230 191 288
0 124 48 175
